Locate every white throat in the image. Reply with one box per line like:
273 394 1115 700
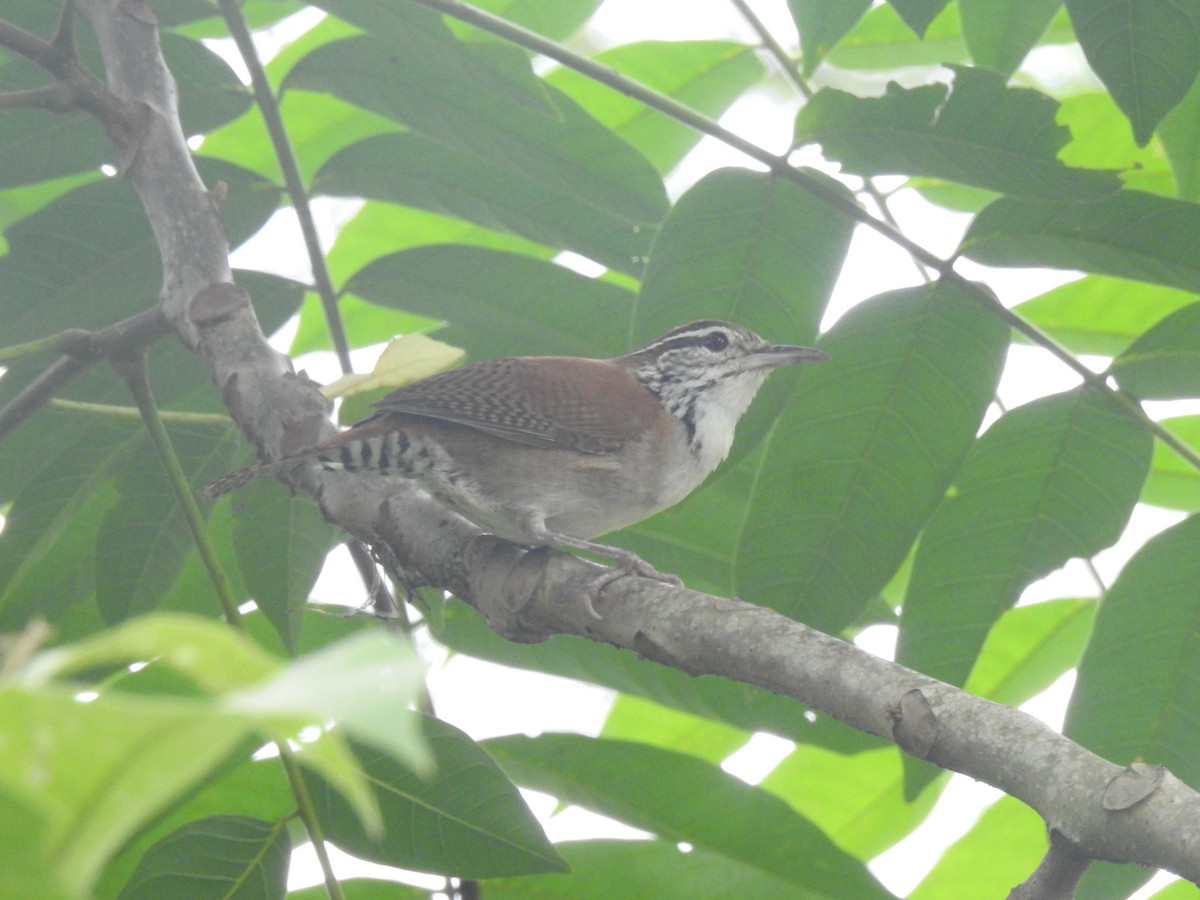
687 370 771 473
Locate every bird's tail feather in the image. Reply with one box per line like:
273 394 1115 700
200 458 295 501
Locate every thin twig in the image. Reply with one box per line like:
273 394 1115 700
0 83 73 111
726 0 934 284
217 0 353 375
49 0 79 62
0 356 90 443
0 307 172 443
0 15 127 123
408 0 1200 474
346 541 402 623
276 749 346 900
727 0 811 99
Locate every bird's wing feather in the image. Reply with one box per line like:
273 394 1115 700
370 357 661 454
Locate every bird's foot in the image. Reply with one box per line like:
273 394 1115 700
583 551 683 619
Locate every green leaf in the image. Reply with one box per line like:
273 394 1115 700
0 34 247 189
826 2 970 69
1148 878 1200 899
95 424 237 624
887 0 953 36
1057 92 1176 197
961 191 1200 292
21 615 429 836
960 0 1062 75
0 450 120 630
794 68 1120 201
787 0 873 75
168 0 307 34
1065 512 1200 787
290 879 427 900
1159 76 1200 200
0 781 71 900
1077 863 1161 900
0 686 248 899
449 0 603 42
0 158 277 344
314 722 566 878
0 341 248 635
96 754 295 898
22 613 281 691
1065 0 1200 145
897 388 1151 687
1143 416 1200 511
547 41 767 173
600 694 748 764
909 796 1046 898
324 196 556 285
1014 275 1196 356
0 393 229 643
314 132 655 272
0 268 300 637
484 734 891 896
205 91 397 185
165 32 255 136
228 629 430 775
905 176 1000 213
200 15 391 181
741 281 1009 631
285 15 667 272
637 167 853 343
344 245 636 359
117 815 290 900
232 479 340 652
486 839 816 899
963 598 1096 708
761 745 944 861
1111 302 1200 399
0 170 100 238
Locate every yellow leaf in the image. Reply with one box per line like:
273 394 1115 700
321 333 464 400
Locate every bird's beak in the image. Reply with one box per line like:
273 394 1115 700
751 344 830 370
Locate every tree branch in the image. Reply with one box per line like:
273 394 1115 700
0 83 74 111
1009 830 1092 899
0 10 129 124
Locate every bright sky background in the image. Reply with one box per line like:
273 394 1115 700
215 3 1189 895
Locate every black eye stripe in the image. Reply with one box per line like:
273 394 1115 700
649 329 732 354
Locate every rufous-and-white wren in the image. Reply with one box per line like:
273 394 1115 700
205 320 828 614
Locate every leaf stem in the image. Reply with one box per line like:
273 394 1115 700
49 398 232 425
113 350 244 627
278 747 346 900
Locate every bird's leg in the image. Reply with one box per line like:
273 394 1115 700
533 529 683 619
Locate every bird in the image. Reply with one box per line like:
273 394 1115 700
204 320 828 616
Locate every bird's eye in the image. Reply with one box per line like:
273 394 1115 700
702 331 729 352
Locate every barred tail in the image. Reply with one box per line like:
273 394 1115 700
200 458 295 501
